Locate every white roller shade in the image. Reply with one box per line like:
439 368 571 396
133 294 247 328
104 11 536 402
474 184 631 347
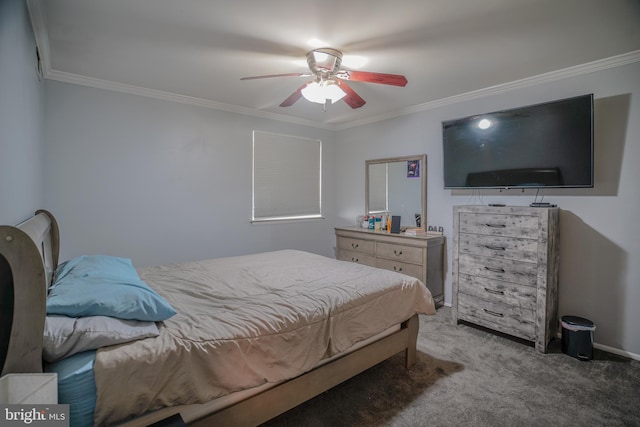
252 131 322 221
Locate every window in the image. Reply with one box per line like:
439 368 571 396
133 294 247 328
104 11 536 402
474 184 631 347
252 131 322 222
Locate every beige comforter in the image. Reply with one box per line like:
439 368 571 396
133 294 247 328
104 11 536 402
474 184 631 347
93 250 435 425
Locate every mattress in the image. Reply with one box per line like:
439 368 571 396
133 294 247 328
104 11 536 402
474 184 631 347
89 249 435 425
46 327 407 427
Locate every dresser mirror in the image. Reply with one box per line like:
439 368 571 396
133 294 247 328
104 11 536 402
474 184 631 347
365 154 427 228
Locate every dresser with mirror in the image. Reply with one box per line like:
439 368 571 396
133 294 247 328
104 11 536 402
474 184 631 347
335 154 445 305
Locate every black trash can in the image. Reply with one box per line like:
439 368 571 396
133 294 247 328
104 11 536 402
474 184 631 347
561 316 595 361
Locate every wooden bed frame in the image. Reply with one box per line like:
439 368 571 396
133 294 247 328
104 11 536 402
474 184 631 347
0 210 421 426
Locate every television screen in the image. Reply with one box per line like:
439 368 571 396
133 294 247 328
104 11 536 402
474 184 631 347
442 94 594 189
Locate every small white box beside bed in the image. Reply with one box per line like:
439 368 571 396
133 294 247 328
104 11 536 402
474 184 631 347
0 210 436 426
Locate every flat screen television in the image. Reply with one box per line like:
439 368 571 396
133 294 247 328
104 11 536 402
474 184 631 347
442 94 594 189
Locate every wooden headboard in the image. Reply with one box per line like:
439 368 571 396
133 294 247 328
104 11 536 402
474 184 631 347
0 210 59 375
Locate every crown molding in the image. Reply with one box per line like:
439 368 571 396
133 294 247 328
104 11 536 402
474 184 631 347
45 49 640 132
26 0 51 73
25 0 640 132
335 49 640 130
45 70 337 130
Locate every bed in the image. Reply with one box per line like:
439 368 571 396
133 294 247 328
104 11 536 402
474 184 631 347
0 210 436 426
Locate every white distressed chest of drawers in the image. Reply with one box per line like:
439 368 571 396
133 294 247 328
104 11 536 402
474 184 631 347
452 205 560 353
335 227 445 305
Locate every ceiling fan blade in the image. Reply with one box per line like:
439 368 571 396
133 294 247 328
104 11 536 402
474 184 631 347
336 70 408 87
241 72 312 80
279 82 312 107
336 80 366 109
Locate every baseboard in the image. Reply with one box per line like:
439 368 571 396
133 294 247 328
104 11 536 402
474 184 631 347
554 332 640 361
444 305 639 361
593 342 640 362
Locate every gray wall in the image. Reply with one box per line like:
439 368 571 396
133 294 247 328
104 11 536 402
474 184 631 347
43 81 337 267
335 61 640 357
0 0 44 224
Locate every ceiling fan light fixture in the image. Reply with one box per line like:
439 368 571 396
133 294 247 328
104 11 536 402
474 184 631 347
307 48 342 73
301 80 346 104
242 46 406 110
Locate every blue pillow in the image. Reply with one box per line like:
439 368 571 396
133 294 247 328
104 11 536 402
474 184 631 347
47 255 176 322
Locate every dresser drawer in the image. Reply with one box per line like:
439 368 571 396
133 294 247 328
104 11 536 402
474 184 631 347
457 293 535 340
457 274 537 310
376 242 423 265
335 227 445 306
337 237 375 256
458 233 538 263
459 213 539 238
337 249 376 267
375 258 423 281
458 253 537 287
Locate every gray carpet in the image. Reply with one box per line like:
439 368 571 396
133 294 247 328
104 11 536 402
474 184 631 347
262 307 640 427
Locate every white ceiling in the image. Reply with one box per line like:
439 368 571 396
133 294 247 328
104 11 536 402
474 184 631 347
28 0 640 129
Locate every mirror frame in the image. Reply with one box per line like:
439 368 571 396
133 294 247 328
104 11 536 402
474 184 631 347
365 154 427 228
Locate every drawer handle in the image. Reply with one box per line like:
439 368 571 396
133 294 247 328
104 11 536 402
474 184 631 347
393 266 403 272
485 223 506 228
484 287 505 295
393 249 403 256
351 257 359 262
351 243 359 249
484 266 505 273
483 308 504 318
484 244 506 251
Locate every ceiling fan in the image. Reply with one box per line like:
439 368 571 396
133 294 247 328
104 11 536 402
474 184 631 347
240 48 408 109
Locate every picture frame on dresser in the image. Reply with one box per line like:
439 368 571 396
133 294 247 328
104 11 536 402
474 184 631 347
451 205 560 353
